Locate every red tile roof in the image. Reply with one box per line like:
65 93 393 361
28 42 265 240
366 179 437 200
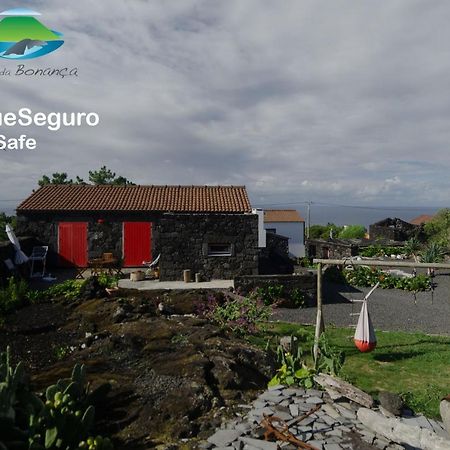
264 209 305 223
409 214 434 225
17 185 252 213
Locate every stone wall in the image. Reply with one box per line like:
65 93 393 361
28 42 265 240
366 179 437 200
258 232 294 274
369 218 419 242
16 213 160 267
234 272 316 304
157 213 258 281
16 212 258 280
16 216 59 265
87 221 123 260
306 239 358 259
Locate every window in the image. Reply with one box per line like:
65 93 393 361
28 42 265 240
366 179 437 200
207 243 232 257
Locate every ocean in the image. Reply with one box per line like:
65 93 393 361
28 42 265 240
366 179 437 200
0 202 444 229
299 205 442 228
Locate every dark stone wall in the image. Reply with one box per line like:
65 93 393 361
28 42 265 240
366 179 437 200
87 222 123 260
306 239 357 259
16 216 59 266
369 218 419 242
15 213 161 267
16 212 258 280
156 213 258 281
258 232 294 275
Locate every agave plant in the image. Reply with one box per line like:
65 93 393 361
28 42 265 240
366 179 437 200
420 242 447 276
404 237 422 262
420 242 446 263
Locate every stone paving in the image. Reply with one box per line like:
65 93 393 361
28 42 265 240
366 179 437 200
201 385 450 450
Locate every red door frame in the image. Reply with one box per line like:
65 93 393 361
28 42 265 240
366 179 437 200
123 222 152 267
58 222 88 267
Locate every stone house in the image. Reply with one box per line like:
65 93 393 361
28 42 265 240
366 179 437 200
263 209 305 257
16 184 259 281
369 217 420 242
306 238 359 259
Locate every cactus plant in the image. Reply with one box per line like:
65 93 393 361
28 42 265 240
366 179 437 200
0 349 113 450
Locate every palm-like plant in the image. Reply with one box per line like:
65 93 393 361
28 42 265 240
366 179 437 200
404 237 422 262
420 242 446 263
420 242 447 276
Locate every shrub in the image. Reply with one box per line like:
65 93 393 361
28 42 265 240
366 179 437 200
197 292 272 336
268 333 344 388
420 242 446 264
0 277 30 315
38 279 85 302
359 245 405 257
255 285 307 308
338 225 366 239
96 273 119 289
255 284 284 306
343 266 430 291
402 384 446 418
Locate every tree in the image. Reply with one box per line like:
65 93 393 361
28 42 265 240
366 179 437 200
309 224 328 239
424 208 450 248
38 172 74 187
0 213 16 241
308 223 343 239
37 166 134 187
338 225 366 239
88 166 134 185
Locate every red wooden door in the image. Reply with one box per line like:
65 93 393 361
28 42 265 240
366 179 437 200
123 222 152 267
58 222 88 267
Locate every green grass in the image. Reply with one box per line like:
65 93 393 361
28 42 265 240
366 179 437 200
251 322 450 418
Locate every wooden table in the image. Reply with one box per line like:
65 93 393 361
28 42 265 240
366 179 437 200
75 258 123 279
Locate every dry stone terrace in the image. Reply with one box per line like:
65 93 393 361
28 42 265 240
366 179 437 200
201 384 449 450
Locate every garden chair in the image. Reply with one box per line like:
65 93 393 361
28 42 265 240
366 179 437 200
29 246 48 278
3 258 18 276
143 253 160 269
143 254 160 278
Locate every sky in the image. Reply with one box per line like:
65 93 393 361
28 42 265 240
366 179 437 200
0 0 449 217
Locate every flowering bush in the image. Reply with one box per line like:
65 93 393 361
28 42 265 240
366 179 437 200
196 292 272 336
344 266 431 291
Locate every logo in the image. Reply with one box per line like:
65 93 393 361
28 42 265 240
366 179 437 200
0 8 63 60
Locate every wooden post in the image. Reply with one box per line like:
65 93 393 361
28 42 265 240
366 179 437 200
313 262 324 364
183 269 191 283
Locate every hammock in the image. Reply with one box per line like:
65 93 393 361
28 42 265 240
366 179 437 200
353 282 378 353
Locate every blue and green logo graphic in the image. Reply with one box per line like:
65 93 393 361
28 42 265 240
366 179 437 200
0 8 63 60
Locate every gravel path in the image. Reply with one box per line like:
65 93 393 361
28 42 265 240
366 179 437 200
272 273 450 335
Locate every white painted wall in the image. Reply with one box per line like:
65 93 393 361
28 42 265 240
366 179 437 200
264 221 305 257
252 208 266 247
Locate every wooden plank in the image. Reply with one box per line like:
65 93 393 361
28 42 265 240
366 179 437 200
314 373 374 408
313 258 450 269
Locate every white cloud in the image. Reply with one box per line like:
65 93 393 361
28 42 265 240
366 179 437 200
0 0 449 212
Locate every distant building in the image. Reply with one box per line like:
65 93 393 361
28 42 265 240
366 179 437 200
306 237 405 260
369 217 419 242
264 209 305 257
409 214 434 226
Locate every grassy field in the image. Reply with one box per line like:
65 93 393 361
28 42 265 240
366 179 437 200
251 322 450 418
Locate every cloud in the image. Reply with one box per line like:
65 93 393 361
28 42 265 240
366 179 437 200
0 0 449 214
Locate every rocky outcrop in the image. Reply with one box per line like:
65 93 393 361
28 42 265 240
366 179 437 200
8 290 274 448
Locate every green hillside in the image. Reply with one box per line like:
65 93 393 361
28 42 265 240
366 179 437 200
0 16 60 41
